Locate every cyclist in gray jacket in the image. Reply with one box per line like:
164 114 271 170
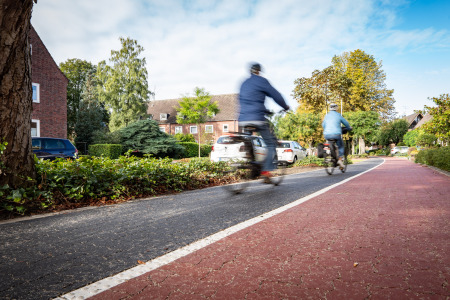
322 103 351 169
238 63 290 179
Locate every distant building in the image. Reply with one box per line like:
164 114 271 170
147 94 239 143
30 26 68 138
403 113 423 130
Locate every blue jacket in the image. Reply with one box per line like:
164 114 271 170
322 111 351 135
238 74 289 122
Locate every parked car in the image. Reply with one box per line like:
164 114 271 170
390 146 409 155
32 137 78 160
276 140 307 164
210 135 267 163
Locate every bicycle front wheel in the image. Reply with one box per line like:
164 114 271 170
324 155 335 175
221 163 258 194
340 155 348 173
270 162 287 186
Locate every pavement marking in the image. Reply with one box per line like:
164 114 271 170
55 159 384 300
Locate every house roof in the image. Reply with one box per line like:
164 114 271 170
415 113 433 128
403 112 423 126
147 93 238 123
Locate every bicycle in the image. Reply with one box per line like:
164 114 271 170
322 128 351 175
219 124 287 195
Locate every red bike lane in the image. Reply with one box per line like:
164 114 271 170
84 157 449 299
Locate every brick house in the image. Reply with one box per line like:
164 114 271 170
147 94 240 144
30 26 68 138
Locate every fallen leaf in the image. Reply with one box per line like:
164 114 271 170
353 262 359 267
137 260 145 265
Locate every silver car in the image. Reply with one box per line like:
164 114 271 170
210 135 267 163
276 140 307 164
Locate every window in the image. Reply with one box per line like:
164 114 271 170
31 119 40 137
223 124 229 133
159 127 165 133
175 126 183 134
160 113 168 120
205 125 213 133
190 126 197 134
32 83 40 103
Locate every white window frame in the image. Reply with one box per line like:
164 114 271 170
190 126 197 134
32 83 40 103
223 124 229 133
31 119 40 137
159 127 166 133
175 126 183 134
205 125 213 133
160 113 168 120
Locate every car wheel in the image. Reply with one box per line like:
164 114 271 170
292 156 297 164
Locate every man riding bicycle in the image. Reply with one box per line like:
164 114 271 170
322 103 352 170
238 63 290 181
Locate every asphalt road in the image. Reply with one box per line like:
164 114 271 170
0 158 383 300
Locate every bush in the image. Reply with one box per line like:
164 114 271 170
174 133 196 143
415 146 450 172
293 156 325 167
89 144 123 159
179 142 212 158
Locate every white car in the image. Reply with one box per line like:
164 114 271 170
391 146 409 155
210 135 267 163
276 140 307 164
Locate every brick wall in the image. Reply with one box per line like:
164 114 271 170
30 26 68 138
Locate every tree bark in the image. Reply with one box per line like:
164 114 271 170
0 0 36 187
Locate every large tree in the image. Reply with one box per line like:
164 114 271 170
97 37 151 131
59 59 96 138
344 111 380 155
276 112 322 150
0 0 36 188
175 87 219 157
422 94 449 145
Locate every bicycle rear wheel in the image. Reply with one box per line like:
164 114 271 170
324 154 335 175
270 163 287 186
221 163 258 194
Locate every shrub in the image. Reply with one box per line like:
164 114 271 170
179 142 212 158
415 146 450 172
89 144 123 159
293 156 325 167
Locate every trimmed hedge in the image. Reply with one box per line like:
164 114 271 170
179 142 212 158
89 144 123 159
415 146 450 172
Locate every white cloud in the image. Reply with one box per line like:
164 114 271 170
31 0 450 115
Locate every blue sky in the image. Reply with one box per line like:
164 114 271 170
31 0 449 117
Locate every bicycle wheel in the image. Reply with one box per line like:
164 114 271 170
324 154 335 175
270 162 287 186
340 155 348 173
221 162 258 194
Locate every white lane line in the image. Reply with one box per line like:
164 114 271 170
55 159 384 300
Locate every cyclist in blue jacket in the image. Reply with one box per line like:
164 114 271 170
238 63 290 180
322 103 352 169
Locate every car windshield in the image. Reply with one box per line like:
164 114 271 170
217 136 244 144
277 142 290 148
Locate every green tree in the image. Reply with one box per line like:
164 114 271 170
344 111 380 154
422 94 449 145
416 133 438 148
59 59 97 138
331 50 395 121
276 112 323 149
97 37 151 131
175 87 219 157
74 73 108 153
0 0 36 188
292 66 352 114
119 120 184 158
377 119 409 146
403 130 420 147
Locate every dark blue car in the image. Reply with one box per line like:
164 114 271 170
32 137 78 160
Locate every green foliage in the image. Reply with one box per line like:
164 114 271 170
293 156 326 167
403 130 420 147
377 119 409 146
59 59 97 138
119 119 184 158
179 142 212 158
416 133 437 147
97 37 151 131
276 112 322 148
415 147 450 172
176 87 219 156
174 133 196 143
422 94 449 144
0 156 231 216
89 144 123 159
91 129 122 145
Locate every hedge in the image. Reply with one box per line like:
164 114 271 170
415 146 450 172
89 144 123 159
179 142 212 158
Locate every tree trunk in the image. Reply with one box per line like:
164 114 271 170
358 137 366 155
0 0 36 188
197 123 201 158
